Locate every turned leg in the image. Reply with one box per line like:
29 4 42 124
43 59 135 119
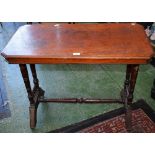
128 64 139 103
151 79 155 99
123 64 132 132
30 64 45 99
19 64 37 129
123 64 139 102
30 64 39 89
121 65 131 99
123 64 139 132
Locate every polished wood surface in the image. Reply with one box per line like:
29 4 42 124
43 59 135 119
1 23 153 64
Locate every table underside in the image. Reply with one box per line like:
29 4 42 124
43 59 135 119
19 63 139 132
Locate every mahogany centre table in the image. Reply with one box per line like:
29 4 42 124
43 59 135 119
1 23 153 131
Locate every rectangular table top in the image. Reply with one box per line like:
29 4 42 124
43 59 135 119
1 23 154 64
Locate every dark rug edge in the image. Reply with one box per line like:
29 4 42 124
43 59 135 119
48 99 155 133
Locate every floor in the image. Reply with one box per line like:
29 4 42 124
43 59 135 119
0 64 6 107
0 23 155 133
0 61 10 119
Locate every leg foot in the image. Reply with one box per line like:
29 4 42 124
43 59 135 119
125 106 132 132
29 105 37 129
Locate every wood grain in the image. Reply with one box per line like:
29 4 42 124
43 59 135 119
1 23 154 64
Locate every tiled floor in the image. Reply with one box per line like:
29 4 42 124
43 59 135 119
0 23 155 132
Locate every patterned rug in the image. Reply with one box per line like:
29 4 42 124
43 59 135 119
79 108 155 133
50 100 155 133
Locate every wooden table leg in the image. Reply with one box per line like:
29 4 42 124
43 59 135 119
123 64 139 132
19 64 37 129
30 64 45 100
123 64 132 132
129 64 139 103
